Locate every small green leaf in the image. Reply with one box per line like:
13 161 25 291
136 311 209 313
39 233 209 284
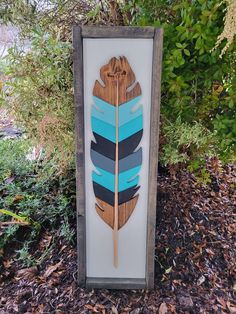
195 37 203 50
0 209 30 224
229 99 234 108
184 49 190 56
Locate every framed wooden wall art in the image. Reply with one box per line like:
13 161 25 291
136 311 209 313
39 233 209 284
73 26 163 289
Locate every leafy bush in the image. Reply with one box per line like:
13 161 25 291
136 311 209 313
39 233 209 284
0 0 93 38
0 138 76 262
1 30 74 167
130 0 236 165
0 138 31 181
1 0 235 174
160 118 216 167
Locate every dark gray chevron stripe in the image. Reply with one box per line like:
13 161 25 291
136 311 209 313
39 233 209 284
93 182 139 206
91 148 142 174
91 130 143 160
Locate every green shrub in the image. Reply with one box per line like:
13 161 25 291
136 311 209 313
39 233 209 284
129 0 236 165
160 118 216 166
1 0 235 174
0 138 76 261
0 138 31 180
1 30 74 167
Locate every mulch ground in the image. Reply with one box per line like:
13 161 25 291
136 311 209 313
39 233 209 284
0 161 235 314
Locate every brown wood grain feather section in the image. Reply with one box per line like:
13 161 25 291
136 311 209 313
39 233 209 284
93 57 141 106
93 56 142 267
93 56 141 233
95 196 139 230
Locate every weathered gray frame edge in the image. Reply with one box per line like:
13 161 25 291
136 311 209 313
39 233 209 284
86 278 146 290
146 28 164 289
73 25 163 289
81 26 155 38
73 26 86 287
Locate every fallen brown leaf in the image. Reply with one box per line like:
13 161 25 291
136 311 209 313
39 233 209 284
34 304 44 314
176 247 181 254
43 261 62 278
3 259 13 269
85 304 99 312
15 266 38 280
159 302 168 314
111 305 119 314
226 301 236 313
13 195 24 202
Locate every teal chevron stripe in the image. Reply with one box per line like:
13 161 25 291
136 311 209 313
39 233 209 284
91 117 115 143
92 165 140 192
119 96 142 126
91 115 143 143
119 115 143 142
92 97 115 126
92 96 142 127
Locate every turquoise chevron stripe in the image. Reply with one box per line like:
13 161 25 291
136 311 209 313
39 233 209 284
92 166 140 192
91 117 115 143
92 97 115 126
119 115 142 142
91 115 143 143
119 96 142 126
92 96 142 127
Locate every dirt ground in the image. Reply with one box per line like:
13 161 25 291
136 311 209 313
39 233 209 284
0 162 235 313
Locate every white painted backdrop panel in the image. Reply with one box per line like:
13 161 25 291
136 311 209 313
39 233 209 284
83 38 153 278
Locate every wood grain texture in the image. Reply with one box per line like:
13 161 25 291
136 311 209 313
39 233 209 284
92 56 142 268
146 28 163 289
95 196 138 229
73 25 86 287
86 277 146 290
93 56 141 106
82 26 155 38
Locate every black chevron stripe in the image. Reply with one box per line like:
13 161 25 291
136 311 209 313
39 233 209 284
93 182 140 206
91 130 143 161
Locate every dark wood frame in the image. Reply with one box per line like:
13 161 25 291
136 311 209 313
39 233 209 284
73 26 163 289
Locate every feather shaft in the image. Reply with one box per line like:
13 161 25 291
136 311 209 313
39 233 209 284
113 77 119 268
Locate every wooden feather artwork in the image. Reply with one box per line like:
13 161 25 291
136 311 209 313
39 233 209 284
91 56 143 267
